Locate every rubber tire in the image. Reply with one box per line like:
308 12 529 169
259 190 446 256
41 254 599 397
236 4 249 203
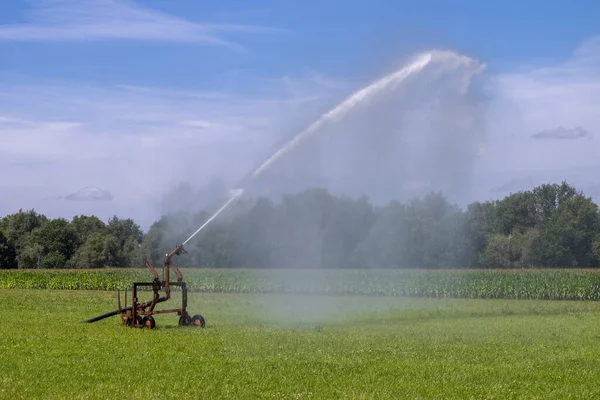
125 315 143 327
142 316 156 329
191 314 206 328
179 314 192 326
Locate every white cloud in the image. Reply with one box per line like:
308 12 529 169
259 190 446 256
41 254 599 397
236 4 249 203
260 72 351 101
180 120 217 130
0 116 84 158
62 186 113 201
0 0 283 51
2 34 600 224
531 126 592 140
478 36 600 177
0 73 342 225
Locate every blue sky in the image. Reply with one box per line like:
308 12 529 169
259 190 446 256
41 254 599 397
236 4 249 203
2 0 599 86
1 0 600 228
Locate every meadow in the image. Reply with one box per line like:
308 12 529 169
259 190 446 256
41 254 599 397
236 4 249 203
2 288 600 399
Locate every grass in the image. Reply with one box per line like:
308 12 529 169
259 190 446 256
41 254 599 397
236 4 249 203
2 289 600 398
3 268 600 300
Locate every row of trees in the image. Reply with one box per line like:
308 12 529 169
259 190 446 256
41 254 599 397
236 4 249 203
1 181 600 269
0 214 142 269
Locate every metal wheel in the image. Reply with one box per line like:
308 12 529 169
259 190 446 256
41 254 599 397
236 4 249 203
191 314 206 328
142 316 156 329
178 314 192 326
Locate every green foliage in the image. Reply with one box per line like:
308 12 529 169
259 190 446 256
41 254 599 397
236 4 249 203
0 212 142 269
0 209 48 268
32 218 78 259
472 181 600 268
106 216 143 268
0 208 48 244
40 250 67 269
1 181 600 269
592 235 600 265
0 230 16 268
71 215 106 245
69 232 119 268
18 241 44 269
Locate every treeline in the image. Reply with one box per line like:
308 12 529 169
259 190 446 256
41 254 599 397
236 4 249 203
1 181 600 269
0 214 142 269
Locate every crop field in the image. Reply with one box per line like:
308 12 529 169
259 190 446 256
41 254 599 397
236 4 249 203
2 288 600 399
3 268 600 300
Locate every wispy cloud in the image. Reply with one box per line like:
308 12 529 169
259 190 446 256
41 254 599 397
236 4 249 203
479 36 600 176
0 72 342 224
531 126 592 140
0 0 283 51
61 187 114 201
3 32 600 222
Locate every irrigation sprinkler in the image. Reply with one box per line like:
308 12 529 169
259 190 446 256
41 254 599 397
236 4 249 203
82 244 205 329
82 190 244 329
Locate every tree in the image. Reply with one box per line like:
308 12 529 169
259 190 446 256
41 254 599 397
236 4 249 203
2 181 600 270
71 215 106 246
352 201 409 268
492 191 537 235
0 209 48 268
139 220 168 267
592 235 600 266
106 216 143 267
269 188 336 269
228 197 276 268
40 250 67 269
520 228 542 268
466 200 496 261
402 193 474 268
533 192 599 267
107 216 143 245
33 218 78 260
18 242 44 269
139 210 207 267
532 182 579 224
474 181 599 268
321 196 375 268
190 224 236 268
354 193 474 268
0 209 48 245
480 233 523 268
69 232 119 268
0 230 17 269
17 218 78 268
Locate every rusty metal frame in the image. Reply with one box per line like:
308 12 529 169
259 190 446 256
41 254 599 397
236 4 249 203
82 244 204 329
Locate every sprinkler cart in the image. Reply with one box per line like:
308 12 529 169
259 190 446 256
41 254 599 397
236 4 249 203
82 244 205 329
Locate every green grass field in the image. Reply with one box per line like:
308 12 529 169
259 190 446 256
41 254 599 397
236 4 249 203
2 288 600 399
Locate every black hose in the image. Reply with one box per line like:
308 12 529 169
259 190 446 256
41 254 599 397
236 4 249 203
81 297 168 323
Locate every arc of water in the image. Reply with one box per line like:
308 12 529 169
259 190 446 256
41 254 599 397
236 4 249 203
182 189 244 246
249 52 434 180
181 50 484 246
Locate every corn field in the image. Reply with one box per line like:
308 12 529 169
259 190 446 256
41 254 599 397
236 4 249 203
2 268 600 300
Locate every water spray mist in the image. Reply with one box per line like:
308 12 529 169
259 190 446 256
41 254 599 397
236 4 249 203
180 50 484 246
